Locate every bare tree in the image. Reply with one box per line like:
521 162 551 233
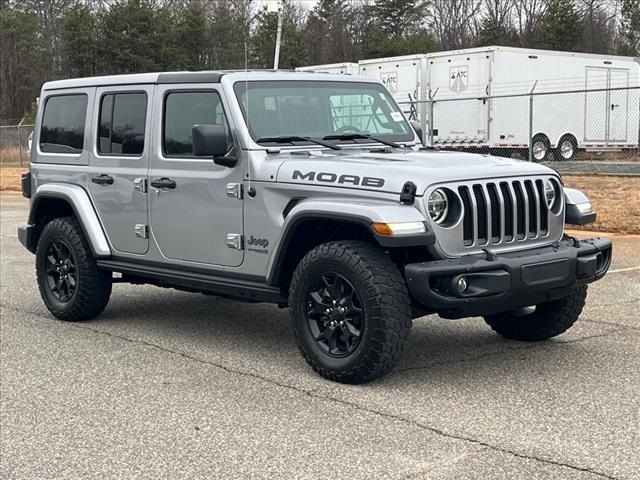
513 0 549 47
430 0 484 49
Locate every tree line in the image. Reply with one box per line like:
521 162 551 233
1 0 639 123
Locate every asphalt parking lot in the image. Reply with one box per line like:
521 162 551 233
1 192 638 480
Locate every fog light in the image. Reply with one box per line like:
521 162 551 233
457 276 468 293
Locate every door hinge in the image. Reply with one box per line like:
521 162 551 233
226 182 243 199
226 233 243 250
134 224 148 239
134 177 147 193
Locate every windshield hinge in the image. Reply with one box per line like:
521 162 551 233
226 182 243 199
400 181 417 205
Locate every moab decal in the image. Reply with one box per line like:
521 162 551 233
292 170 385 188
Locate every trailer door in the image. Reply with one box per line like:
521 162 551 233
584 68 608 142
608 69 629 142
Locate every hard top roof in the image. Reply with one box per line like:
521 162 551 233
42 70 378 91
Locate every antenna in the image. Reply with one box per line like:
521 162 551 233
245 41 256 198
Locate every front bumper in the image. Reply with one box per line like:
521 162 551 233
405 236 612 319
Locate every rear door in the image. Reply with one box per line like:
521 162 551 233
88 85 153 255
608 68 629 142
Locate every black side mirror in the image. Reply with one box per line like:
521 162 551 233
410 120 424 146
192 124 237 167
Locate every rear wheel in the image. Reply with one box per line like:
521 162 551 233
554 135 577 161
36 217 112 321
289 241 412 384
483 286 587 341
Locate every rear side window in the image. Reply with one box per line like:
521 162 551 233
98 92 147 155
40 94 88 154
163 91 229 157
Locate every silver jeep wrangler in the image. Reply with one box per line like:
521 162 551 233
18 71 612 383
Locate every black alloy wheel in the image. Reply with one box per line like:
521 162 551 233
305 272 363 357
289 241 412 384
44 240 78 303
36 217 112 321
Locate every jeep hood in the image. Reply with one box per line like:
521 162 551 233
275 149 558 194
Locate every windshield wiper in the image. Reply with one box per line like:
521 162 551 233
322 133 404 149
256 135 342 150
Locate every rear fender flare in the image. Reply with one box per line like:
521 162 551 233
28 183 111 257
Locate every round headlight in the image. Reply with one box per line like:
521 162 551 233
544 179 556 208
428 189 448 224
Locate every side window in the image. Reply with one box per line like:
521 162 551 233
163 91 229 157
40 94 88 153
98 92 147 155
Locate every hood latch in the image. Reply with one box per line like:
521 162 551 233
400 181 417 205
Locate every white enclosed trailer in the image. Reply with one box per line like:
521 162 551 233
426 46 640 160
358 54 428 125
295 62 359 75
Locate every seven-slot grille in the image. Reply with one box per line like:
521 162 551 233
458 179 550 248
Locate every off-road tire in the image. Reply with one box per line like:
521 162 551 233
36 217 112 321
483 285 587 341
289 241 412 384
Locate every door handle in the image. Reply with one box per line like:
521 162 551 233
91 174 114 186
150 177 177 189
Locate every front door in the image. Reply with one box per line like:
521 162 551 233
148 85 244 267
88 85 153 255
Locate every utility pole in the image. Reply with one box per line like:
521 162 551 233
273 0 283 70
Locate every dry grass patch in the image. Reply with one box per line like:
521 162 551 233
0 166 637 233
0 148 26 166
563 175 640 234
0 167 24 192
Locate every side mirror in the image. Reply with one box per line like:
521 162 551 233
410 120 424 146
192 124 237 167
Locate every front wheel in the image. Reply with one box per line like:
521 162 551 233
483 286 587 341
289 241 412 384
36 217 112 321
531 135 550 162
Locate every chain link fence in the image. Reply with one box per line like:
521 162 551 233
3 86 639 166
0 123 34 167
399 85 640 162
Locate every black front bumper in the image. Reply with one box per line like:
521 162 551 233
405 236 612 319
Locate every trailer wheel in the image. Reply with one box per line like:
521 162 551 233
531 135 550 162
554 135 577 161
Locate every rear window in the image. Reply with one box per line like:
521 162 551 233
40 94 88 154
98 92 147 155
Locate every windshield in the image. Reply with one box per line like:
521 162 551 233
233 81 414 146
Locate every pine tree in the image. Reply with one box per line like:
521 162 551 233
618 0 640 55
371 0 428 39
61 4 97 77
536 0 581 51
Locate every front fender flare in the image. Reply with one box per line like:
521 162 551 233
265 198 432 285
28 183 111 257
